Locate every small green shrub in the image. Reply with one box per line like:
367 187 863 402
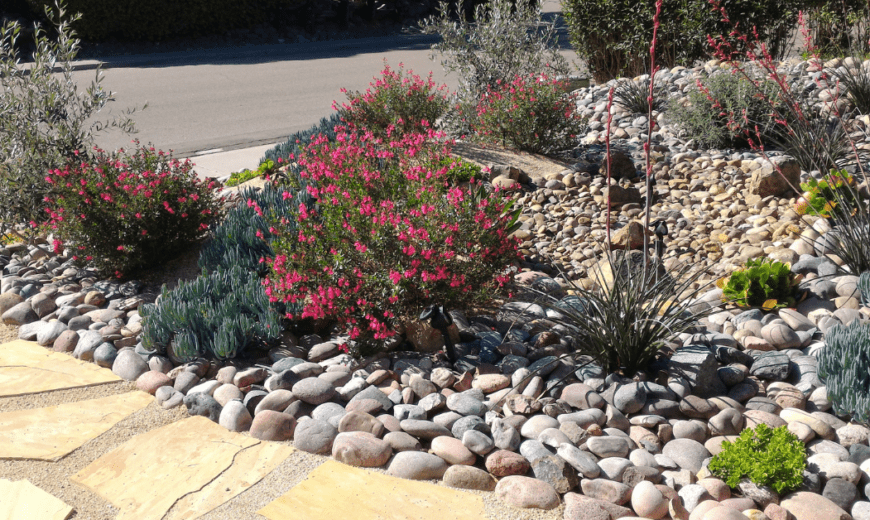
434 156 484 184
225 160 279 188
613 76 668 115
666 72 782 150
563 0 801 82
0 0 139 239
820 319 870 423
467 73 585 153
795 169 862 219
45 142 222 278
718 258 800 310
336 62 450 139
140 265 283 361
709 423 807 494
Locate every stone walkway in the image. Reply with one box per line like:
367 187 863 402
0 340 486 520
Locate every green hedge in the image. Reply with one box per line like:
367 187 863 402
26 0 304 41
563 0 804 82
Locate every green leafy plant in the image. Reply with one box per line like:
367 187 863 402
525 250 716 377
262 114 341 175
140 265 283 361
613 76 668 115
433 156 484 185
819 319 870 423
44 142 222 278
709 423 807 494
336 62 451 139
666 71 782 150
467 72 586 153
718 258 800 310
0 0 139 241
225 160 279 188
802 0 870 59
563 0 801 82
795 169 862 219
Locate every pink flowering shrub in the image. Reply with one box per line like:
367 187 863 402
44 142 223 277
335 62 451 139
264 127 522 355
467 73 586 154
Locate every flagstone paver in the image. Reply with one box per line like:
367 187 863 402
0 339 121 397
0 478 73 520
71 415 294 520
0 391 153 461
258 459 486 520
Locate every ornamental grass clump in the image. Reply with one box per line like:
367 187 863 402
819 319 870 423
336 62 451 140
467 73 586 153
265 127 522 355
709 423 807 494
44 142 222 278
526 251 716 377
613 76 669 115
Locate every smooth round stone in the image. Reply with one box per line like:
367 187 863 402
212 384 244 406
431 436 476 465
383 431 422 452
744 410 787 429
823 478 859 512
293 419 337 454
187 380 220 396
702 505 753 519
311 402 347 423
698 477 730 501
219 399 252 432
558 408 606 428
680 395 718 419
678 483 712 513
155 386 180 406
393 404 426 421
558 444 601 478
614 382 647 414
673 420 707 443
94 343 118 369
183 393 222 422
587 435 630 458
485 449 531 477
136 371 172 395
332 431 392 467
346 398 384 415
632 480 669 519
418 392 446 412
718 366 746 387
761 322 802 350
255 389 297 415
580 478 632 506
446 393 486 416
491 418 521 451
387 451 449 480
452 416 488 439
780 491 852 520
809 439 849 460
837 424 870 449
250 410 296 441
111 348 148 381
462 430 494 456
399 419 451 440
781 408 835 440
809 453 860 484
292 377 336 405
561 382 605 409
472 373 510 393
36 320 66 346
662 439 710 473
597 457 634 481
630 448 660 469
52 329 79 352
709 409 745 436
538 427 572 449
338 411 386 437
494 476 560 510
443 465 497 491
521 415 560 439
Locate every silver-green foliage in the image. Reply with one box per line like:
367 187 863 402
818 319 870 423
860 271 870 307
140 265 282 361
420 0 571 105
0 1 139 233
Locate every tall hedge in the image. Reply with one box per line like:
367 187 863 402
25 0 304 41
563 0 803 82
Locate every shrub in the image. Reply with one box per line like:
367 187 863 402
44 142 222 277
666 71 782 150
336 62 450 139
140 265 283 361
526 250 716 377
467 73 586 153
709 423 807 494
795 169 863 219
261 114 342 171
265 128 522 355
198 182 312 275
802 0 870 59
225 160 279 188
563 0 801 82
420 0 571 107
0 0 138 240
613 76 669 115
718 258 800 310
434 156 484 184
25 0 302 41
820 320 870 422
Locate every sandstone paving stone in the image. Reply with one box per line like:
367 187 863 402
0 339 121 396
0 391 152 461
0 478 73 520
494 475 560 510
73 415 293 520
259 459 484 520
332 431 392 467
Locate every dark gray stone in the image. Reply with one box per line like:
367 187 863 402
183 393 222 422
750 351 791 381
667 345 726 397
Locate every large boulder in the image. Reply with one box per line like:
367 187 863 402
749 156 800 198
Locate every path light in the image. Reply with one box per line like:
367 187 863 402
651 218 668 261
419 304 457 362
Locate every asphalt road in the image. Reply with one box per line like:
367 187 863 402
73 1 579 159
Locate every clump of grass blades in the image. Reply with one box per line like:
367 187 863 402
523 251 716 378
613 77 668 115
812 179 870 275
829 64 870 115
770 111 867 175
